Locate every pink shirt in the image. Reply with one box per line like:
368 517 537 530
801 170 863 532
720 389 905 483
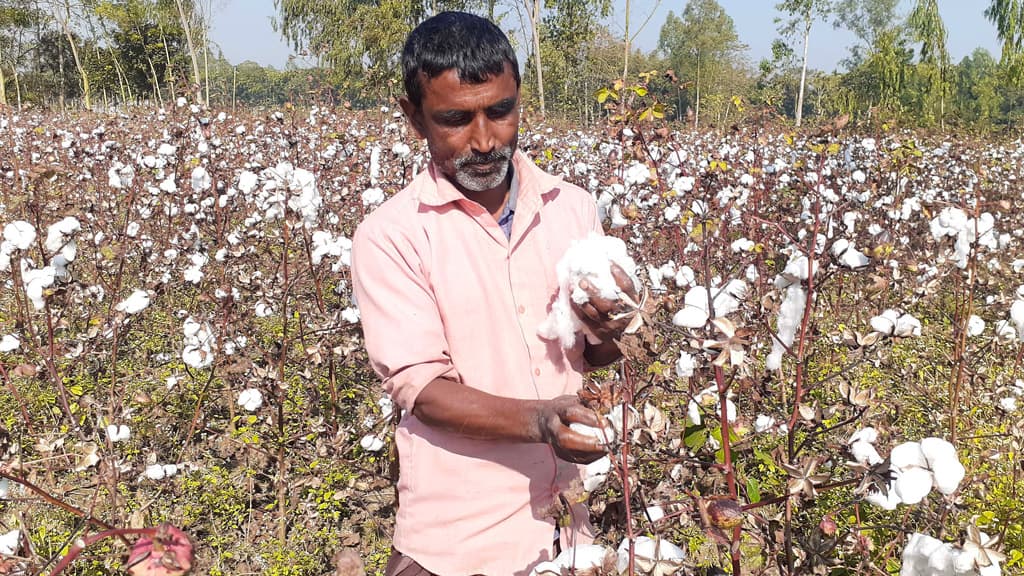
352 151 602 575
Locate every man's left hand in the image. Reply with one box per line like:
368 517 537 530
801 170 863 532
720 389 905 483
571 263 640 343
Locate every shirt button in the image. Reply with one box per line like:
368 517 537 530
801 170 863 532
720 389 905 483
518 305 526 314
534 368 541 376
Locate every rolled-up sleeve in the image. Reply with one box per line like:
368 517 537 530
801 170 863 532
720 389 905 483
351 220 459 412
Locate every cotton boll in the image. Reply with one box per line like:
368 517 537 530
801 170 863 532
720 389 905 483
894 314 922 338
902 533 944 576
754 414 776 433
967 315 986 337
617 536 686 576
1000 397 1018 412
894 467 933 505
865 485 901 510
0 334 19 352
115 289 151 315
850 440 883 466
920 437 965 495
537 233 641 349
583 455 611 491
359 435 385 452
0 529 18 556
890 442 928 470
675 350 696 378
1010 300 1024 338
766 284 806 370
871 309 901 336
3 220 36 250
106 424 131 443
237 388 263 412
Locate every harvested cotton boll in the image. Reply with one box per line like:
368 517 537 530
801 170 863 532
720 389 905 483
537 233 642 349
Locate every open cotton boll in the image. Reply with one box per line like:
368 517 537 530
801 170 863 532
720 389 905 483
850 440 883 466
0 334 19 352
359 434 385 452
0 529 18 555
115 289 151 315
865 485 901 510
894 467 934 505
893 313 922 338
831 238 871 269
1011 300 1024 339
920 437 966 495
871 309 901 335
891 442 928 470
901 533 945 576
583 455 611 491
569 422 616 445
766 283 806 370
532 545 614 575
4 220 36 250
537 233 640 349
618 536 686 576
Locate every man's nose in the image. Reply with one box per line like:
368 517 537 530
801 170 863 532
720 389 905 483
468 114 496 154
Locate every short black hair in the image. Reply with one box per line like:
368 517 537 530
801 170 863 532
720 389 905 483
402 11 520 107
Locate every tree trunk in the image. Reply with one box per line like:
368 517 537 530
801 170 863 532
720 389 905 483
530 0 545 116
796 18 811 127
0 47 7 106
174 0 203 104
58 8 91 109
148 56 163 107
694 50 701 128
622 0 630 85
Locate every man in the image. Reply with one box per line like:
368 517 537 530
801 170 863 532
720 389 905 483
352 11 635 575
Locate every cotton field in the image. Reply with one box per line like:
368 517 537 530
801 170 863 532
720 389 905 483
1 102 1023 575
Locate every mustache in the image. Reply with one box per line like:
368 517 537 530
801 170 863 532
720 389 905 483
453 147 512 169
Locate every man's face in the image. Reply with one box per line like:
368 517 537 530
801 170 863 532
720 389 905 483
401 63 520 196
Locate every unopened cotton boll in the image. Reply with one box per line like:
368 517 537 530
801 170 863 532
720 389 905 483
537 233 641 349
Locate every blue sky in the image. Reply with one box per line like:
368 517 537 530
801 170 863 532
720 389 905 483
210 0 1001 73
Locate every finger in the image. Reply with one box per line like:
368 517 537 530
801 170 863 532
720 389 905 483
610 263 639 301
559 427 605 453
562 403 602 428
572 300 604 326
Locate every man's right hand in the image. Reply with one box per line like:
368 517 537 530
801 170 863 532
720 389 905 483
534 395 609 464
412 379 608 463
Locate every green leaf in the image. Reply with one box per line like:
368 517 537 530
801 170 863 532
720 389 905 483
631 86 649 97
684 425 708 451
746 478 761 503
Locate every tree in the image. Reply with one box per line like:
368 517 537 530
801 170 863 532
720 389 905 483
658 0 744 127
776 0 832 126
521 0 610 120
0 1 45 106
985 0 1024 83
907 0 948 126
953 48 1002 124
272 0 485 98
832 0 900 64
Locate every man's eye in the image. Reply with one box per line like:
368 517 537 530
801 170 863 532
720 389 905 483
438 113 470 126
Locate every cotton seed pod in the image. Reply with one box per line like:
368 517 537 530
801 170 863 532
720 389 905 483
706 497 744 530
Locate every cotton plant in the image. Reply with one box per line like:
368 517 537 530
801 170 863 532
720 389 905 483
538 233 643 349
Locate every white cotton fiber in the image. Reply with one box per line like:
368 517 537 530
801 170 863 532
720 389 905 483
538 233 641 349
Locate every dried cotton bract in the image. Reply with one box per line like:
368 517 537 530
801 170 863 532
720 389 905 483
538 233 641 348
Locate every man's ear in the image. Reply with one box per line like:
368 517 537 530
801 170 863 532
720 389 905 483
399 96 426 139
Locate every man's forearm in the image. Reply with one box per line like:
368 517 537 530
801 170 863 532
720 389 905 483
584 338 622 368
411 377 545 442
